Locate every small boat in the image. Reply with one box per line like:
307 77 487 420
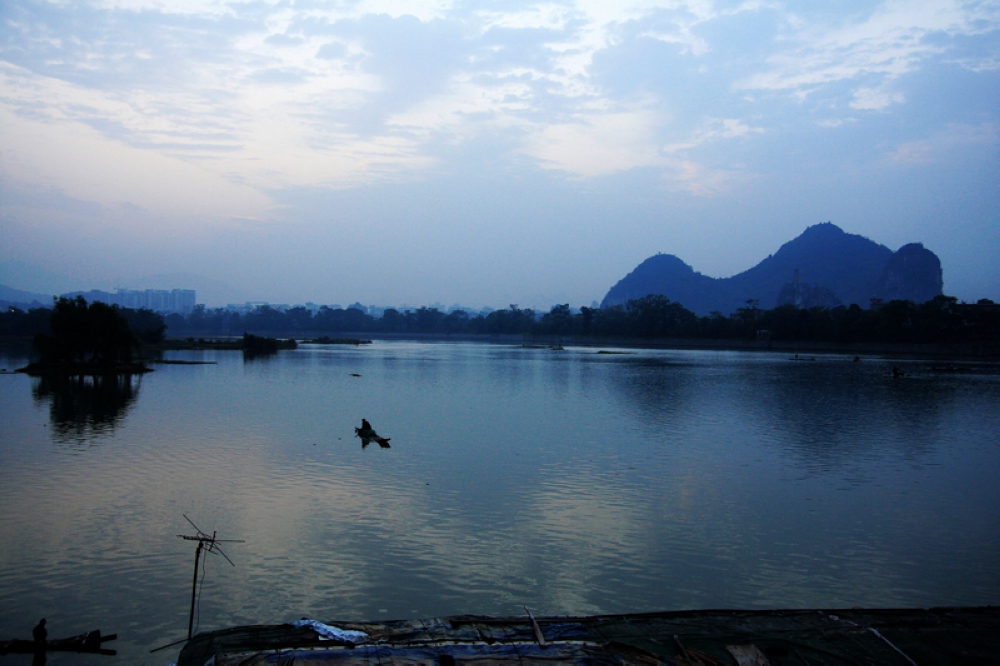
0 629 117 656
355 419 391 449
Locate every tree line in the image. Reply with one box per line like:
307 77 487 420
2 296 167 348
3 294 998 347
173 295 1000 344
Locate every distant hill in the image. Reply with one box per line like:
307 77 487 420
0 284 54 309
601 223 943 315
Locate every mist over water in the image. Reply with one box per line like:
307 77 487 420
1 342 998 664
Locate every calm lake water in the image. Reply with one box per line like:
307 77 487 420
1 341 999 664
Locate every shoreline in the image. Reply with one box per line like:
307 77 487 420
160 330 1000 359
3 333 998 360
13 360 154 376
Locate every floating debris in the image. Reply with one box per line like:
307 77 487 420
306 337 372 345
148 359 218 365
289 620 368 645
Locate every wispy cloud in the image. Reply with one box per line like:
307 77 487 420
2 0 998 239
0 100 273 228
663 117 761 153
738 0 999 105
666 160 748 197
849 86 904 110
522 107 665 176
887 122 998 165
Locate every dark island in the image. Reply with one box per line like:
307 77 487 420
17 296 153 376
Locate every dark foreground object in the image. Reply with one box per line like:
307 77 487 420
177 607 999 665
0 629 117 656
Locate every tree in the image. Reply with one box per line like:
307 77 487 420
730 299 762 338
443 309 470 333
34 296 138 365
540 304 573 335
121 307 166 344
626 295 698 338
379 308 404 332
415 307 446 332
286 306 314 331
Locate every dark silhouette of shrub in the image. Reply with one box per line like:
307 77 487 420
33 296 138 365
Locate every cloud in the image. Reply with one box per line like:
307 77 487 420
664 160 748 197
738 0 999 104
521 108 665 176
2 0 998 245
247 67 309 85
10 0 928 217
887 122 998 165
663 117 761 153
815 118 850 128
315 42 348 60
265 33 305 47
0 60 243 155
849 86 905 110
0 101 274 228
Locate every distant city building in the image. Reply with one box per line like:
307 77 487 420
62 288 196 314
225 301 272 314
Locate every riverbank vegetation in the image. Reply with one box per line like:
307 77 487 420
164 295 999 346
3 295 998 349
17 296 152 375
4 298 298 372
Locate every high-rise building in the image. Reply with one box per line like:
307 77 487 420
63 288 197 313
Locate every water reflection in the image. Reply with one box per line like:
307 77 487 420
598 352 963 476
743 360 949 473
31 373 141 443
242 349 278 362
1 342 997 664
595 354 703 440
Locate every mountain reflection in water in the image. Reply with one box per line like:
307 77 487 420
31 373 141 443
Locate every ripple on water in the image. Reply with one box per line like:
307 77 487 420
1 345 999 663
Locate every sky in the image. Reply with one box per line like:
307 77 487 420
1 0 998 309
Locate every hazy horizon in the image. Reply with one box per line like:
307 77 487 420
2 1 998 309
0 219 994 312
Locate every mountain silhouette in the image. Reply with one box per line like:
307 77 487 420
601 222 943 315
0 284 54 308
